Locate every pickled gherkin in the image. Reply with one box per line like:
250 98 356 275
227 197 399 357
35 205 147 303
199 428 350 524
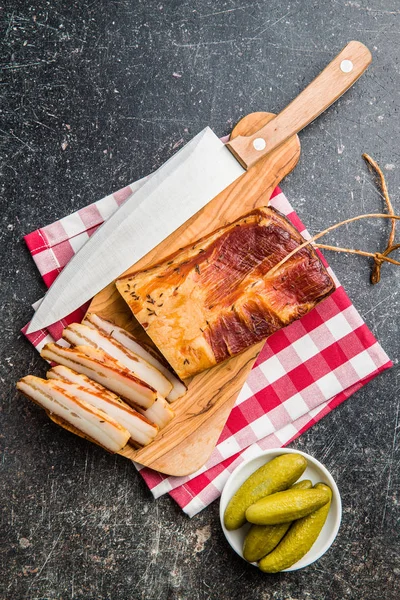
224 454 307 530
246 486 330 525
258 483 333 573
242 480 312 563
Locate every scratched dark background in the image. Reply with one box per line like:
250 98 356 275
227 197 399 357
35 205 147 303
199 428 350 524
1 1 399 599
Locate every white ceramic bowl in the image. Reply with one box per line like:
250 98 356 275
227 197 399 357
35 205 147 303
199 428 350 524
219 448 342 571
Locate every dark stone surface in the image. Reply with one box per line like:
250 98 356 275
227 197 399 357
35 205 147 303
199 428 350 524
1 1 399 598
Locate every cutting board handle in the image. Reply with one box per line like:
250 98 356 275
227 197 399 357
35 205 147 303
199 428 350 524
226 40 372 169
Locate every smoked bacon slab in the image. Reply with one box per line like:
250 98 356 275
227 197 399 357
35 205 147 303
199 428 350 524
116 207 335 379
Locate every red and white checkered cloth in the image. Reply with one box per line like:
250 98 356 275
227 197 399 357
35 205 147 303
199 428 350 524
23 178 392 517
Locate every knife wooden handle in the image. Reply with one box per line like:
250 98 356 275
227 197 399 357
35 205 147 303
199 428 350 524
226 40 372 169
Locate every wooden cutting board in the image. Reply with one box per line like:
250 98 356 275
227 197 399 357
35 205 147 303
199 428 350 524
87 112 300 476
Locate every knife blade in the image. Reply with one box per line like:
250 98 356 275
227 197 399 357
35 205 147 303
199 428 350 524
27 128 243 333
27 41 371 333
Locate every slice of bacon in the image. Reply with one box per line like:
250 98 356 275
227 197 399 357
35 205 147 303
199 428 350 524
47 365 174 430
83 313 187 401
41 343 157 409
62 322 172 398
17 376 130 453
138 395 174 429
116 207 335 379
46 367 158 445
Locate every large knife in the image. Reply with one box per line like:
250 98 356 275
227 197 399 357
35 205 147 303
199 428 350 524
27 41 371 333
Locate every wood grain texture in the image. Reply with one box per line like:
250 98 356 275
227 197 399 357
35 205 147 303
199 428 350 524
227 41 372 169
85 112 301 476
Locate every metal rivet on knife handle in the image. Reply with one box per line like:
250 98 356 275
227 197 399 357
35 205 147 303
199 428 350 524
226 40 372 170
253 138 266 151
340 59 354 73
